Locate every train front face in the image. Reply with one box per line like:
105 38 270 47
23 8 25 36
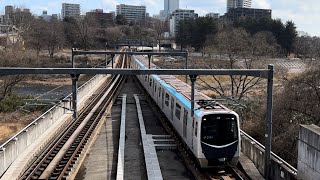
199 112 240 167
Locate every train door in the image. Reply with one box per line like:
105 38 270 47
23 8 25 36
153 79 157 98
158 86 161 106
183 108 188 139
192 120 198 150
171 97 174 121
164 93 170 118
162 89 165 109
149 77 152 94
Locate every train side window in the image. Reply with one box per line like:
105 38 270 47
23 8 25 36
175 103 181 119
149 78 152 87
145 75 147 81
154 83 157 92
195 122 198 136
165 93 169 106
158 87 161 97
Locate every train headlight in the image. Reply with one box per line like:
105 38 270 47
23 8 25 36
203 118 206 121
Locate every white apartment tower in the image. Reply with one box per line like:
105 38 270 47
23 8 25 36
116 4 146 23
164 0 179 17
61 3 80 19
169 9 197 37
227 0 252 12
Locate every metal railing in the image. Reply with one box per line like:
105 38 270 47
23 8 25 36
240 130 298 177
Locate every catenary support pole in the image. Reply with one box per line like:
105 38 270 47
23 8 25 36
71 74 80 120
265 65 274 180
71 48 75 68
190 75 197 117
111 54 115 68
104 42 108 67
185 51 188 83
148 55 152 69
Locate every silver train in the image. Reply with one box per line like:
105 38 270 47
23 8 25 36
131 55 241 167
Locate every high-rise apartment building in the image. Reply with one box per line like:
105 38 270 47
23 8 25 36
116 4 146 24
164 0 179 17
61 3 80 19
225 8 271 21
4 6 13 24
227 0 252 12
169 9 197 37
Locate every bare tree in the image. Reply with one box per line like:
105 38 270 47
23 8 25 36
24 19 47 56
0 50 30 100
201 28 279 101
294 35 320 61
8 8 34 44
153 19 168 51
265 66 320 166
104 26 124 45
44 21 64 59
78 18 93 51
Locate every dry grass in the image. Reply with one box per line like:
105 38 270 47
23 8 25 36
22 78 71 86
0 111 42 144
201 89 218 98
0 123 24 143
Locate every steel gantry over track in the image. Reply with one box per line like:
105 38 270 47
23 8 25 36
72 50 188 69
0 65 274 180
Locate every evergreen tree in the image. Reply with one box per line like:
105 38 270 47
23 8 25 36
283 21 298 56
175 17 217 51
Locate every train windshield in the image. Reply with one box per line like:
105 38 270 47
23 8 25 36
201 114 238 146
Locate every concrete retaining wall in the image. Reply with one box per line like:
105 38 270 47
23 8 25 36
241 131 297 180
0 74 107 177
297 124 320 180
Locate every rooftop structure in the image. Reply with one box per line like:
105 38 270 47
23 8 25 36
227 0 252 12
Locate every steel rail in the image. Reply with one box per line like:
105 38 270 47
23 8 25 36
20 54 126 179
41 54 127 179
20 77 115 179
20 74 116 179
55 62 126 179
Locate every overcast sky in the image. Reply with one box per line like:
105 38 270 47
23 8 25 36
0 0 319 36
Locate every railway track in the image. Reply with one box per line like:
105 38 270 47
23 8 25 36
19 54 128 180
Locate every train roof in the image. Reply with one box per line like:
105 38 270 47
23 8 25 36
133 55 230 112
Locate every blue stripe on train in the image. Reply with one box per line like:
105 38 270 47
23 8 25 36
133 55 201 116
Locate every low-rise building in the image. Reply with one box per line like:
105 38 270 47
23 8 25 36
0 15 4 24
41 10 52 22
206 13 220 19
86 9 114 26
